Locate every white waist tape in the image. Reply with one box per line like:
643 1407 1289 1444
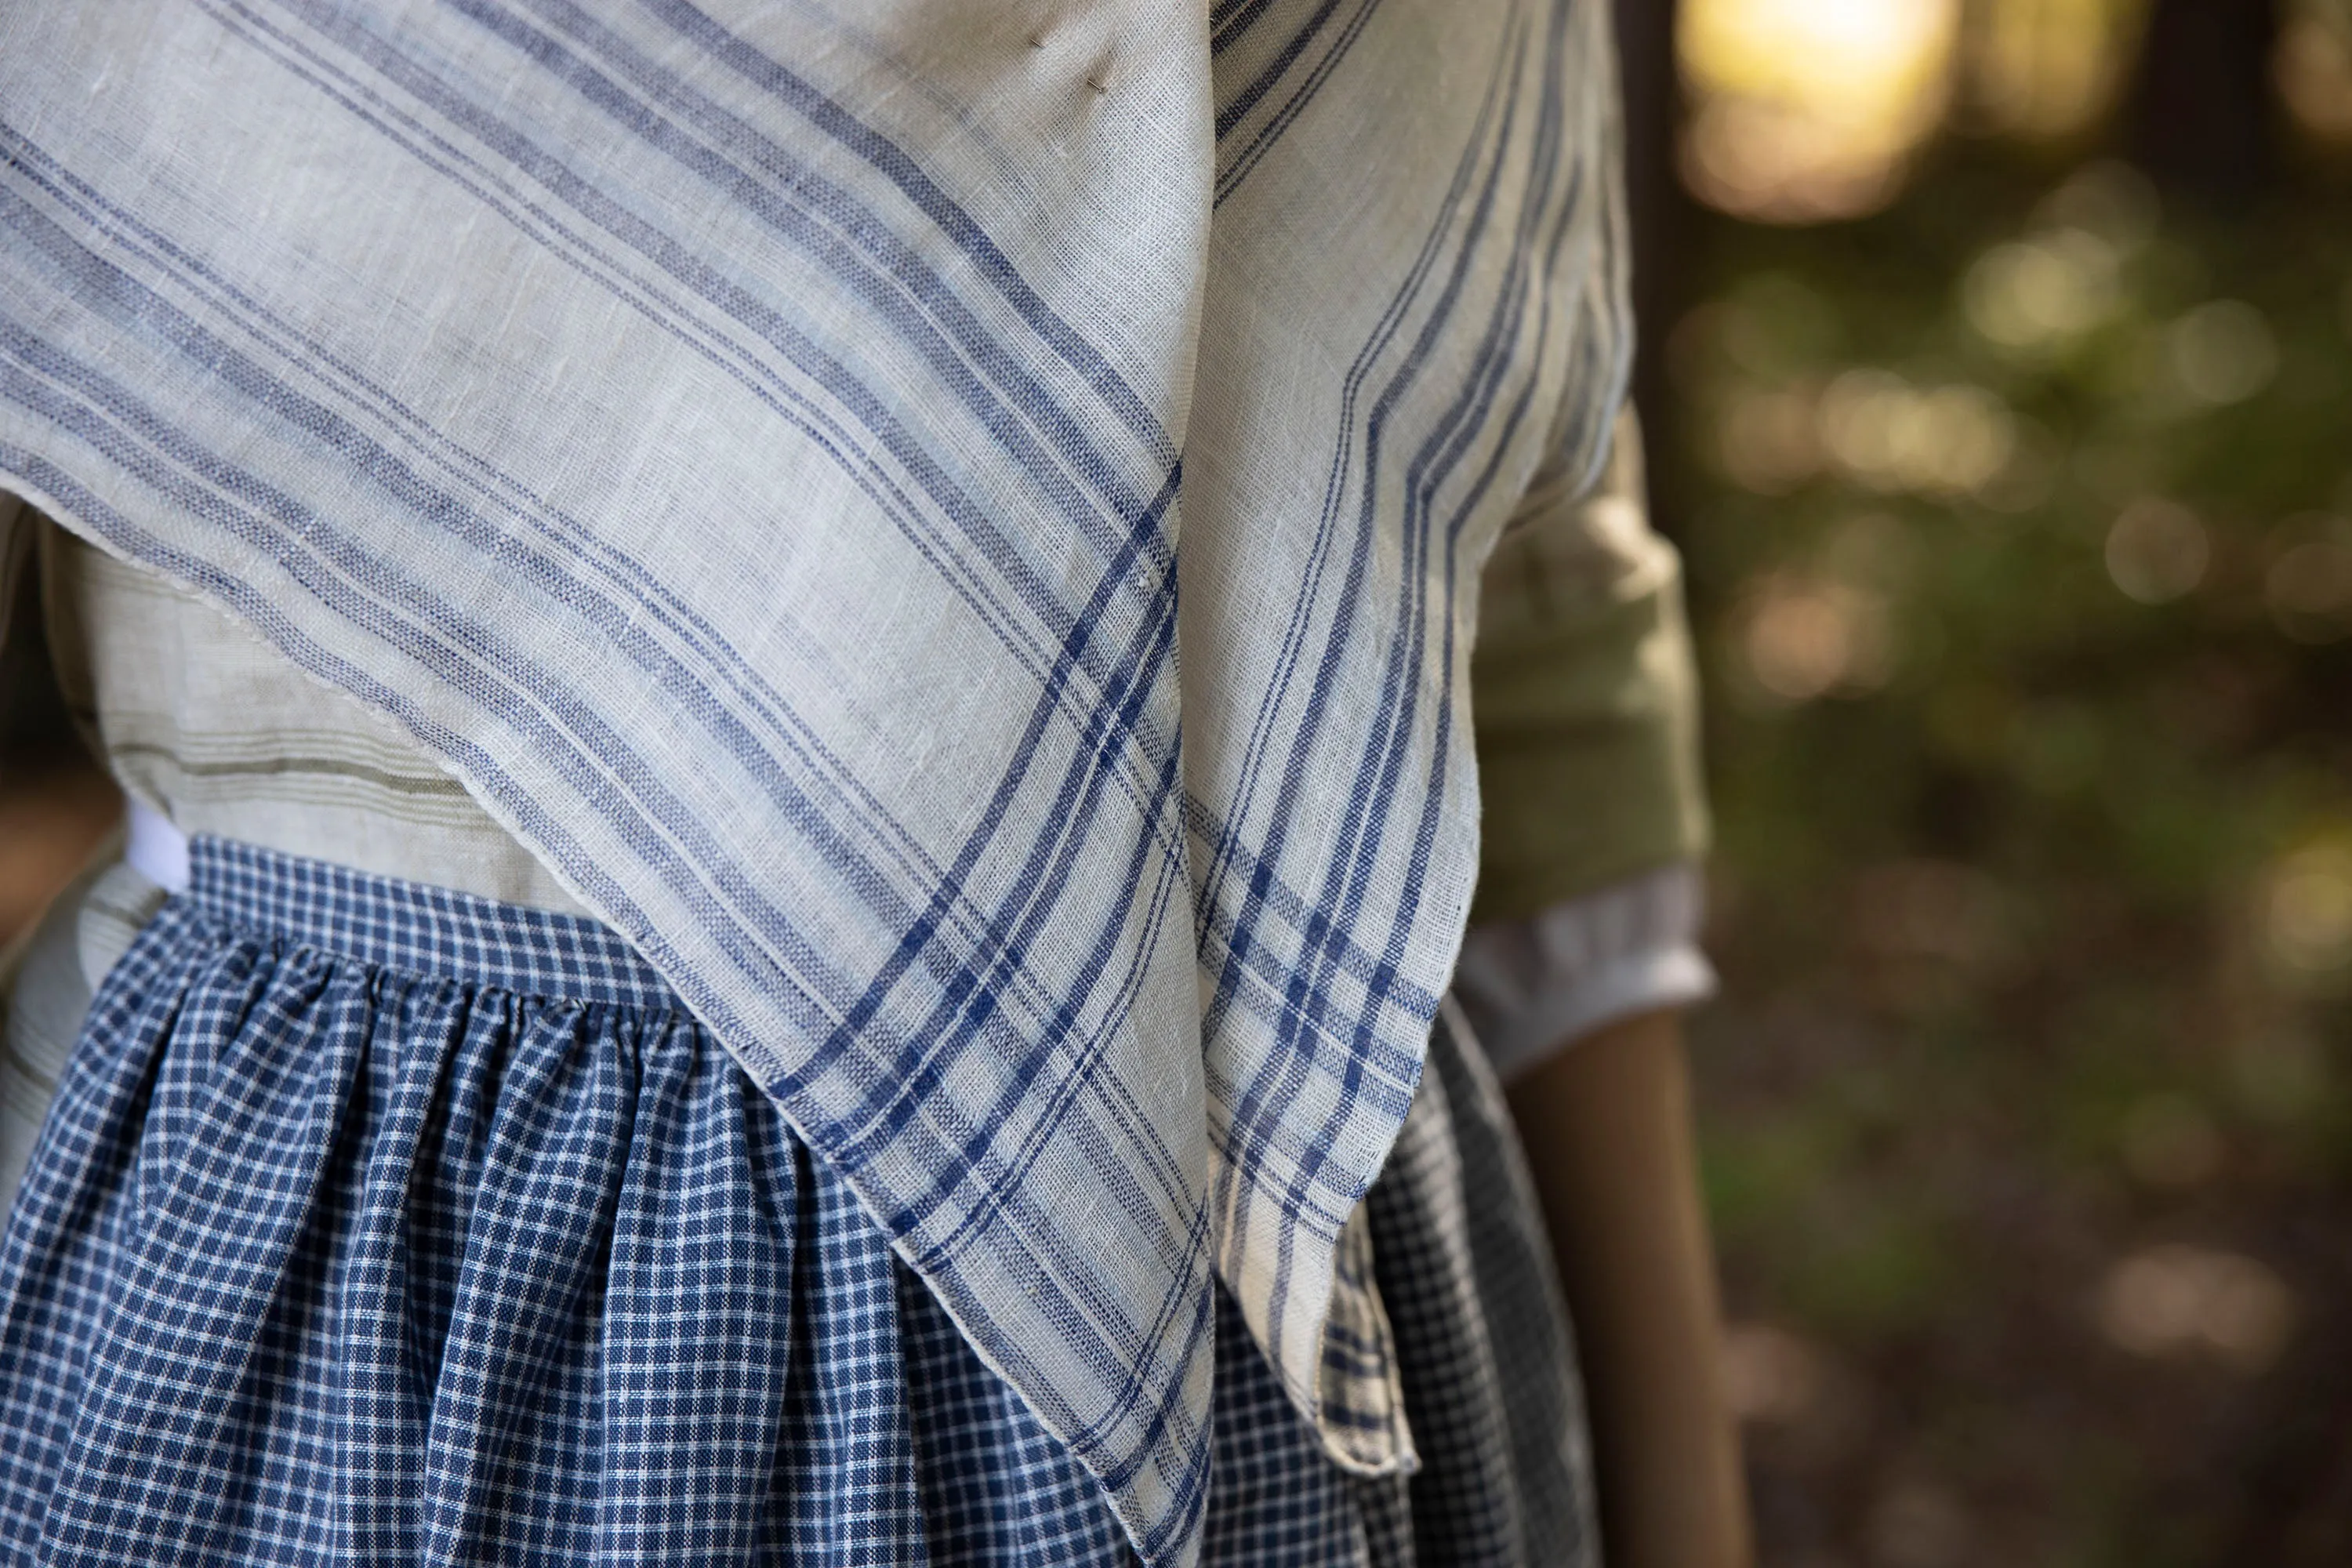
125 797 192 895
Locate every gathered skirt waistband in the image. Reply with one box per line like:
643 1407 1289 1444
0 836 1587 1566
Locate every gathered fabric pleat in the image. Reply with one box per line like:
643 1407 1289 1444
0 839 1588 1567
0 858 1114 1565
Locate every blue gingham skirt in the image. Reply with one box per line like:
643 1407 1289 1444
0 840 1593 1566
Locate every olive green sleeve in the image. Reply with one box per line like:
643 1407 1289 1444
1468 408 1710 926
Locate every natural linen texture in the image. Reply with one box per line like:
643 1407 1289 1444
0 2 1628 1562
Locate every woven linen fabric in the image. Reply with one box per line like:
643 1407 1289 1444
4 512 1709 1221
0 4 1629 1558
38 525 590 914
0 837 1593 1567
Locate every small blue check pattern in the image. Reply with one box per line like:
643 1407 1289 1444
0 839 1593 1566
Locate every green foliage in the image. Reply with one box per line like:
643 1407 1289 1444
1679 143 2352 1563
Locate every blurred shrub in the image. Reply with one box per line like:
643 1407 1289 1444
1677 143 2352 1565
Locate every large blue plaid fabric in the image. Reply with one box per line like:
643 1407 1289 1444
0 4 1629 1558
0 840 1594 1567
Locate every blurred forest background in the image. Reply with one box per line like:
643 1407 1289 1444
0 2 2349 1565
1617 0 2352 1563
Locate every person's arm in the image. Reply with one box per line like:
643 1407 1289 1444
1508 1009 1751 1568
1465 408 1750 1564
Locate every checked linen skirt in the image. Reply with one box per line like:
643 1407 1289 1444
0 838 1595 1566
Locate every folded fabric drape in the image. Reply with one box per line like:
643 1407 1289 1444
0 4 1629 1561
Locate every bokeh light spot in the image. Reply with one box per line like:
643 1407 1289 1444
2165 300 2279 407
1964 0 2144 141
2261 844 2352 980
1737 575 1896 703
2034 160 2160 251
1679 0 1958 223
1817 370 2018 495
2104 498 2209 604
2098 1244 2298 1374
1718 384 1824 493
1963 234 2120 351
2264 518 2352 643
2278 0 2352 146
1868 1480 1973 1568
1722 1322 1827 1426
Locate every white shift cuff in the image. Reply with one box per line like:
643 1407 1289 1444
124 797 191 895
1453 862 1715 1082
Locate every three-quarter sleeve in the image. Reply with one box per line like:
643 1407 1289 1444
1458 408 1715 1076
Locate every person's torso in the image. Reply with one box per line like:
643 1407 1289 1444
42 524 584 915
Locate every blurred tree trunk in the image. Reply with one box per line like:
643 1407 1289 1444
2127 0 2281 207
1610 0 1693 540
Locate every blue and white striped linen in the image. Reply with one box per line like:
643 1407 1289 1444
0 4 1628 1561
